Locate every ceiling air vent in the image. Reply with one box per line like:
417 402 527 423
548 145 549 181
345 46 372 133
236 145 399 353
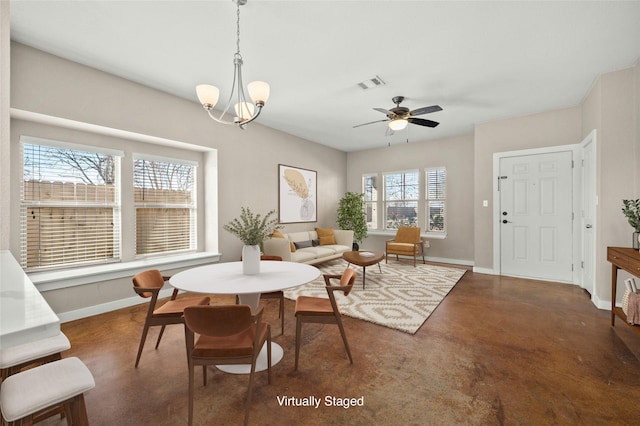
357 75 385 90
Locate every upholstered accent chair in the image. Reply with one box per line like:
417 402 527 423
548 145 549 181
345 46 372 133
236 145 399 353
385 226 426 267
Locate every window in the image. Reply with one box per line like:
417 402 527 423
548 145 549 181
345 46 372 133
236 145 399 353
362 174 378 229
426 167 446 232
133 155 196 256
383 170 419 229
21 137 122 270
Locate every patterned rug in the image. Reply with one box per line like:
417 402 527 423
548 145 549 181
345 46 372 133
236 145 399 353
284 259 467 334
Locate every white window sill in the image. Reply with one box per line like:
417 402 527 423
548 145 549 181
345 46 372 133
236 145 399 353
366 230 447 239
29 252 221 291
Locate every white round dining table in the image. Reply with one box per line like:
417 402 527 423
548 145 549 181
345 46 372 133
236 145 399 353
170 260 320 374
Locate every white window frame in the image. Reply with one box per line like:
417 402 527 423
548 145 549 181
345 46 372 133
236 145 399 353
382 169 420 230
133 153 197 258
20 136 123 271
362 173 378 230
425 167 446 233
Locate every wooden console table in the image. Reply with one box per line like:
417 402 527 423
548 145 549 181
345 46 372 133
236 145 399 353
607 246 640 336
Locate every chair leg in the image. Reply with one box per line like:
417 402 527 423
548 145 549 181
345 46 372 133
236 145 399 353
135 321 151 367
188 363 195 426
245 362 257 426
154 325 167 349
267 327 272 384
279 297 285 336
335 317 353 364
294 318 302 371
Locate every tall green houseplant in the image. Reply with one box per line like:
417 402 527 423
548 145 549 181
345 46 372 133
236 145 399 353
336 192 368 250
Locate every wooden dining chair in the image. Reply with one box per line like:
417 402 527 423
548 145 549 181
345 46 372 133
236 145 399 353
294 268 356 371
236 255 285 335
132 269 210 368
183 304 271 426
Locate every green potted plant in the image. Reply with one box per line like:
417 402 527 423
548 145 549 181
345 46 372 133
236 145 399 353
622 199 640 250
224 207 281 274
336 192 368 251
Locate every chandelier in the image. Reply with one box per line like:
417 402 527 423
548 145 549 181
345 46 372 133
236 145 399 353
196 0 269 129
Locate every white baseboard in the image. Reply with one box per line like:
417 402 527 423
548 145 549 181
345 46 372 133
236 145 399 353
57 288 174 323
472 266 496 275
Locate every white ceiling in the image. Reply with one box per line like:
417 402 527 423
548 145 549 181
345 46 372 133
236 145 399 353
9 1 640 152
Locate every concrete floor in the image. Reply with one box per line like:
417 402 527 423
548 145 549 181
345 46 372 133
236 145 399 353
40 267 640 425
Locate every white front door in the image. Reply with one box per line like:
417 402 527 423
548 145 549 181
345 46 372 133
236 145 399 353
499 151 573 282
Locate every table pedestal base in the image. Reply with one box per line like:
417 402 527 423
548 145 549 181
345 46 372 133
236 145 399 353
216 342 283 374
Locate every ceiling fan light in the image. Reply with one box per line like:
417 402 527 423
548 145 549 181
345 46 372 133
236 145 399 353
196 84 220 110
389 118 408 131
248 81 270 105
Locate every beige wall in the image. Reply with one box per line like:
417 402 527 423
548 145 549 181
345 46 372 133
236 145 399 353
582 67 639 304
7 43 347 315
473 106 583 270
4 39 639 317
0 1 10 250
346 133 475 263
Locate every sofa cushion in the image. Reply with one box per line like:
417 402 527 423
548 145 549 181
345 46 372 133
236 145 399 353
290 250 317 263
272 229 295 252
294 240 313 249
316 228 337 245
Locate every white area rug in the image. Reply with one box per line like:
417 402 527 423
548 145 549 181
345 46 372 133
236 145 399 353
284 259 466 334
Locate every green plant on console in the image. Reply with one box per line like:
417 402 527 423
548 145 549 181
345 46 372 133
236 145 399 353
224 207 281 247
622 199 640 232
336 192 368 244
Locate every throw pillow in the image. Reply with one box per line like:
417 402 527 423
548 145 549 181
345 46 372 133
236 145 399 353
272 229 296 252
316 227 337 245
311 239 320 246
294 240 313 249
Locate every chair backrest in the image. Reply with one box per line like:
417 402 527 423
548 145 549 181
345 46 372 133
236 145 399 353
325 268 356 297
132 269 164 298
184 305 253 337
260 255 283 261
395 226 421 243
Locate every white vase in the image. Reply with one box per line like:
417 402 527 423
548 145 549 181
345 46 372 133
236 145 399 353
242 244 261 275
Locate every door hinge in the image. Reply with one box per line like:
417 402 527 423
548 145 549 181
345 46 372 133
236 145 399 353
571 264 574 271
572 160 574 168
581 261 584 269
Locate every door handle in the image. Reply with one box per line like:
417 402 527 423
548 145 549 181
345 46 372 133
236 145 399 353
586 224 592 229
502 220 512 224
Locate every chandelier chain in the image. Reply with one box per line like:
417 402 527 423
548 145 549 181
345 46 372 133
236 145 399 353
236 1 241 56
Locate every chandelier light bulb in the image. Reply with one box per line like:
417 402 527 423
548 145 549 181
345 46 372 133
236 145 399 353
235 102 255 120
196 85 220 110
248 81 270 105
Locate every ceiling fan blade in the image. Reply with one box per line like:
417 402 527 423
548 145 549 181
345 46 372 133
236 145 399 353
353 119 389 128
373 107 393 116
409 105 443 116
408 117 439 128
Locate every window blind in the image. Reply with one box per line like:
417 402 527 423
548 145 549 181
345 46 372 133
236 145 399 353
133 157 196 256
426 167 446 232
21 139 122 270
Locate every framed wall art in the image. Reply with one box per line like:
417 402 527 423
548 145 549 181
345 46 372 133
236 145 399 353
278 164 317 223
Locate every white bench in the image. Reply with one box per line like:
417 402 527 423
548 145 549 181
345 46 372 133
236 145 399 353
0 357 95 425
0 331 71 381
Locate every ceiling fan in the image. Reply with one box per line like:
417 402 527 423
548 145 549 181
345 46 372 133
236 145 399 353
353 96 442 131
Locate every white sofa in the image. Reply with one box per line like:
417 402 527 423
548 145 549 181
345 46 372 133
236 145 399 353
263 229 353 265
